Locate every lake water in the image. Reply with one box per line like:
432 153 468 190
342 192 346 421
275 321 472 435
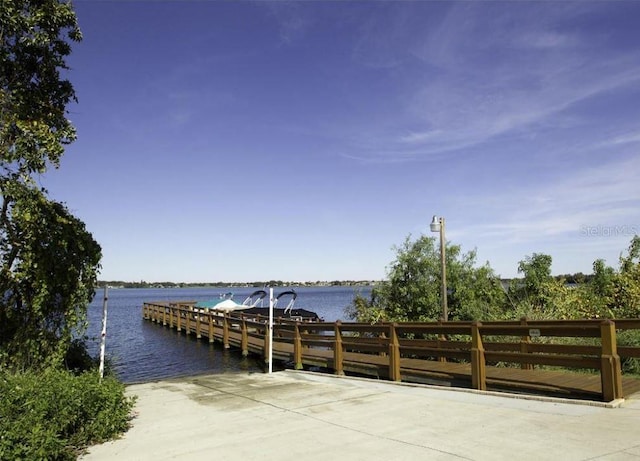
85 286 370 383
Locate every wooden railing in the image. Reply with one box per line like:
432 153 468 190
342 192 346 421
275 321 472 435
142 302 640 402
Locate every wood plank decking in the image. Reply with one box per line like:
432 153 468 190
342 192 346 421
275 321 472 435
143 302 640 403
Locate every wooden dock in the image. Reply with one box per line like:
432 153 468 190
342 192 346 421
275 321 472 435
142 302 640 403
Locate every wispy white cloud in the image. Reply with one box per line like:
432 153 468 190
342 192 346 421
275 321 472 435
608 131 640 146
399 56 640 156
343 2 640 162
517 30 580 50
262 2 312 45
460 155 640 245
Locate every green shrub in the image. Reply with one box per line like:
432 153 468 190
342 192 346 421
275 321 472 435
618 330 640 375
0 368 135 460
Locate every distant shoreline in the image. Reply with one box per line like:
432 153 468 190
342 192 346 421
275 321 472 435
99 280 380 289
99 272 592 291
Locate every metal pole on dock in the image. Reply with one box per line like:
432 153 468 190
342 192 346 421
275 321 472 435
268 287 274 374
99 285 108 381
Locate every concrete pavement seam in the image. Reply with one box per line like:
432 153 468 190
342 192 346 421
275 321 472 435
582 443 640 460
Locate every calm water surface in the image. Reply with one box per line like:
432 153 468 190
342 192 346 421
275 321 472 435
85 286 370 383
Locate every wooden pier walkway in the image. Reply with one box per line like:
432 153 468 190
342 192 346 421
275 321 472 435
142 301 640 403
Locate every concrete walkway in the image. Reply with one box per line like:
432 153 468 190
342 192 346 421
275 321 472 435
81 371 640 461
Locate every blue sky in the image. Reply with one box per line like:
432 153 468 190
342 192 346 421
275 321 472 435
42 1 640 283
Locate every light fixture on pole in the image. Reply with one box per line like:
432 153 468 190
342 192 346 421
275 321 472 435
430 215 448 322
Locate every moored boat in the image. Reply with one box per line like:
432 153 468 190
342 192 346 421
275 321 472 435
240 290 322 321
195 289 322 321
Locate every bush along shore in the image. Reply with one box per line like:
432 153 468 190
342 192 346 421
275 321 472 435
0 367 135 460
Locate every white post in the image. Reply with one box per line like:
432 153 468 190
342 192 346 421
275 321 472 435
99 285 108 381
268 287 274 374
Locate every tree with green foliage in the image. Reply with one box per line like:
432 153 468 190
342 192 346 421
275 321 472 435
1 0 102 370
601 236 640 319
507 238 640 321
557 237 640 320
591 259 615 299
509 252 600 319
347 235 506 322
511 253 553 308
0 3 136 456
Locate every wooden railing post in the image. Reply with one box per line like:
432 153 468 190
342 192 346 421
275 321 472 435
471 322 486 391
600 320 623 402
263 322 271 364
379 330 387 357
184 306 191 335
196 309 201 339
294 323 303 370
176 305 182 332
389 323 401 382
208 312 214 343
437 318 447 363
223 313 230 349
334 321 344 375
241 317 249 356
520 317 533 370
162 306 167 326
